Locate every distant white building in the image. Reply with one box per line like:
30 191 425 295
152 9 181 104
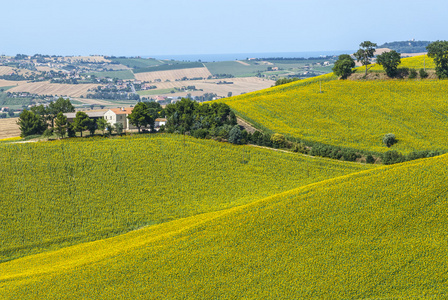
104 107 136 130
155 118 167 127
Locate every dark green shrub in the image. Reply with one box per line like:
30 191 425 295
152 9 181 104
383 133 397 147
191 128 208 139
228 125 242 145
366 154 375 164
342 150 360 162
409 68 418 79
382 150 404 165
419 68 429 78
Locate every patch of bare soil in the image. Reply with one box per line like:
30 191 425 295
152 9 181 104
348 70 437 81
0 118 20 139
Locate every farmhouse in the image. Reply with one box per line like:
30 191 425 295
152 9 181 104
64 111 106 123
103 107 137 130
155 118 167 128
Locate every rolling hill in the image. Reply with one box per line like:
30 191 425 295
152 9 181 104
0 134 372 262
1 152 447 299
220 56 447 154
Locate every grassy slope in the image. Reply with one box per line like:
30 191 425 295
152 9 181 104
109 58 164 69
0 134 371 262
204 61 269 77
133 62 204 73
220 56 448 153
1 153 447 299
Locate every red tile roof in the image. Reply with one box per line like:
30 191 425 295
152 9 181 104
110 107 133 115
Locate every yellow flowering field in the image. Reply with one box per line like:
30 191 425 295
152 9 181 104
0 134 372 262
368 54 436 72
0 136 21 142
1 153 447 299
221 74 448 153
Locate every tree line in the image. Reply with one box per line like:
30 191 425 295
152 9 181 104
332 40 448 79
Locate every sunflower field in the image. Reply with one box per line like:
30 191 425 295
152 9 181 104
0 134 372 262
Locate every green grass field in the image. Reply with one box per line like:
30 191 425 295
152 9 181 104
204 61 269 77
133 62 204 74
0 85 15 91
0 134 372 262
1 152 447 299
109 58 165 69
137 88 174 96
83 70 135 80
0 92 33 109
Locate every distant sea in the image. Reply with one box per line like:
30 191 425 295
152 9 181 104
147 50 354 62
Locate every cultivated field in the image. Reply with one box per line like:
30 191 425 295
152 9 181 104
0 66 14 76
0 118 20 139
220 56 448 153
0 134 371 262
1 151 447 298
138 77 275 97
134 67 212 82
7 82 100 97
0 79 26 88
35 66 59 72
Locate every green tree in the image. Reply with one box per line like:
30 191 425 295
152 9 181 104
107 123 114 136
32 97 75 128
426 40 448 79
17 109 47 137
332 54 355 79
383 133 397 147
127 102 152 133
96 118 108 136
87 119 97 136
144 101 163 131
228 125 242 144
72 111 90 137
376 50 401 77
115 122 124 136
354 41 378 77
49 98 75 127
8 110 14 117
54 112 67 139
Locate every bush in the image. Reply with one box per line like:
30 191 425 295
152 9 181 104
228 125 242 144
382 150 404 165
419 68 429 78
366 154 375 164
342 150 360 162
383 133 397 147
191 128 208 139
409 68 418 79
42 128 53 138
270 133 286 147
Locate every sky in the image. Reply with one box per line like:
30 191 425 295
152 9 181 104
2 0 448 57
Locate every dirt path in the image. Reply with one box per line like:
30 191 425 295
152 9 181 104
237 117 258 134
235 60 250 66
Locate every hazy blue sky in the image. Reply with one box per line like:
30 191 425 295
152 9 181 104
2 0 447 56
